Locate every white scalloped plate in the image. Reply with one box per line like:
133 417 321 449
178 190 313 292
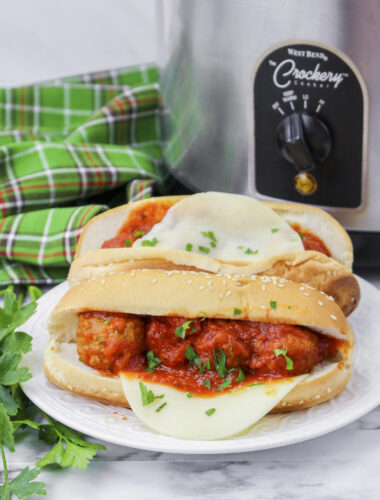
21 276 380 454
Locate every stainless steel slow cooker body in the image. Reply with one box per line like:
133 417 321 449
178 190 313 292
158 0 380 231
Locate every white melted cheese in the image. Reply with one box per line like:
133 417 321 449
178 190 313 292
132 192 303 261
120 374 306 440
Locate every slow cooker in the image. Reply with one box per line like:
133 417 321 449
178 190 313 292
158 0 380 267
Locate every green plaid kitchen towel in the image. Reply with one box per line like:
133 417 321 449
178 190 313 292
0 64 165 285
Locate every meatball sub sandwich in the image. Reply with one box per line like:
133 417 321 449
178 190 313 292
70 192 360 316
46 269 353 440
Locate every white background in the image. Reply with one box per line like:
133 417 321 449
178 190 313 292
0 0 157 86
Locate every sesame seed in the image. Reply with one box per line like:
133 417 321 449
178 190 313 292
303 292 310 296
187 280 193 285
152 278 157 284
108 272 115 276
222 280 227 286
315 394 321 399
299 286 305 291
327 387 332 393
330 314 337 320
100 279 105 285
299 400 304 404
219 293 223 299
207 280 213 286
262 285 266 291
226 290 232 297
130 271 135 277
251 275 257 280
282 401 287 406
318 301 324 306
260 305 266 310
119 272 125 275
199 285 205 291
277 284 285 288
327 295 334 301
167 271 173 276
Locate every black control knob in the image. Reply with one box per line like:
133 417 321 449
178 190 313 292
276 112 332 172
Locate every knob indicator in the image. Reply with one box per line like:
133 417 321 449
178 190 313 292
276 112 332 172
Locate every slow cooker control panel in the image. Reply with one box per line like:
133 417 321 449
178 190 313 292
254 42 365 208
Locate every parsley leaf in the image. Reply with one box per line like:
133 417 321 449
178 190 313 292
270 300 277 310
0 386 18 416
0 403 15 451
199 359 210 375
274 349 294 370
248 382 264 387
201 231 217 244
235 368 246 382
199 311 207 321
186 243 193 252
244 248 258 255
186 393 194 398
1 331 32 354
271 228 279 233
205 408 216 416
213 378 232 391
0 352 32 385
0 466 46 499
202 379 211 389
139 382 164 406
198 246 210 254
175 320 193 339
233 308 242 316
141 237 158 247
145 350 161 373
213 348 228 378
134 231 146 238
123 240 132 247
156 402 167 413
185 345 202 369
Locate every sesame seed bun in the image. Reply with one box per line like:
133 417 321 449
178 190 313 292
45 269 353 413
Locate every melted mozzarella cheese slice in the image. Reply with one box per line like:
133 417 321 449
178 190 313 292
133 192 303 261
120 374 306 440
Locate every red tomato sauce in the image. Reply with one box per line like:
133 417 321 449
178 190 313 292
101 201 174 248
76 312 340 394
291 223 331 256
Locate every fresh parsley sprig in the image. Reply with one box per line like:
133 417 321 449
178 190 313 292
0 286 106 499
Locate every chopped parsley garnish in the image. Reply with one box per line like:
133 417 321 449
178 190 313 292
199 359 211 374
199 311 207 321
198 246 210 254
205 408 216 416
175 320 194 339
274 349 294 370
244 248 258 255
134 231 146 238
299 233 305 240
271 228 279 233
203 379 211 389
270 300 277 310
248 382 264 387
288 305 291 310
213 378 232 391
123 240 132 247
235 368 246 382
201 231 217 245
103 318 112 326
139 381 164 406
237 245 244 250
186 243 193 252
145 350 162 373
213 348 228 378
186 392 194 398
230 343 233 355
155 402 167 413
78 356 83 363
233 307 242 316
141 237 158 247
185 345 202 369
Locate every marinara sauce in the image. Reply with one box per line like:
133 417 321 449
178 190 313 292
76 312 340 394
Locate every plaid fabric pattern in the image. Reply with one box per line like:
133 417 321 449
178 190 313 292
0 65 162 286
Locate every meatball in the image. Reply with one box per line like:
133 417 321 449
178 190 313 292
194 320 250 369
249 323 322 375
76 312 145 372
146 317 202 368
